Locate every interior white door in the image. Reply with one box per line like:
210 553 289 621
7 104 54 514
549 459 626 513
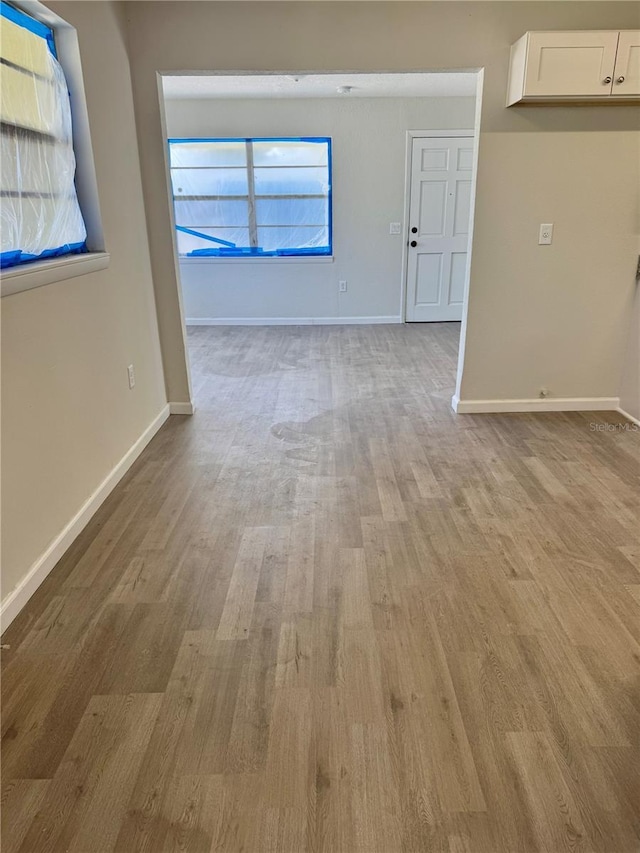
406 136 473 323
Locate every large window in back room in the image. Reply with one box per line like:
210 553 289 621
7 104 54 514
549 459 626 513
0 1 87 268
168 137 332 258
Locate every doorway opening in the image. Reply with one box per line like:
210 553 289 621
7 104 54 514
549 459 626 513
157 70 483 410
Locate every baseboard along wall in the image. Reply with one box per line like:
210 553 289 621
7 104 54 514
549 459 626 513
0 404 171 630
185 316 403 326
451 395 621 414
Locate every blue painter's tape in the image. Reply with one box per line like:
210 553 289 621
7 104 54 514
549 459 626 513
0 1 57 57
186 246 332 259
0 241 87 269
175 225 237 249
169 138 252 145
0 250 22 268
169 137 330 145
275 246 331 257
188 247 258 257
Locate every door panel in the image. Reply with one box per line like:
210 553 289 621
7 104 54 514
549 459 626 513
421 148 449 170
453 181 472 236
457 147 474 171
612 31 640 96
449 252 467 305
416 253 443 305
406 137 474 322
524 31 618 96
419 182 447 236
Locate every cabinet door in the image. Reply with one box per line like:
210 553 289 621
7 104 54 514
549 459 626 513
612 31 640 96
524 31 619 97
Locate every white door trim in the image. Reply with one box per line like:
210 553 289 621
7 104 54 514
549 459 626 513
400 130 475 323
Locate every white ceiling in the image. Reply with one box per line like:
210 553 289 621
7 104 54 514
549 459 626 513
161 72 478 100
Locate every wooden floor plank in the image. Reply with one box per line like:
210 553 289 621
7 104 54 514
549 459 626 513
0 779 50 853
17 692 161 853
2 323 639 852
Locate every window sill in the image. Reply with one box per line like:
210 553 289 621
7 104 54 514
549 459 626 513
0 252 111 298
178 255 334 266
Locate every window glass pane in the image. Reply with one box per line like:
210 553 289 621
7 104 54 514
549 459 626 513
1 66 61 135
1 136 68 193
254 167 328 196
252 140 328 168
256 197 328 227
169 138 331 257
257 226 329 253
170 141 247 168
2 196 85 254
0 11 51 74
171 167 248 198
0 5 87 268
176 226 250 255
174 199 249 228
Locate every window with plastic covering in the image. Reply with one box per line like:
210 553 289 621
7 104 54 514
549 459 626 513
169 138 332 258
0 2 87 269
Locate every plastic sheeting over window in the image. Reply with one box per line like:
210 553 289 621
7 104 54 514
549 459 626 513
169 138 332 257
0 2 87 269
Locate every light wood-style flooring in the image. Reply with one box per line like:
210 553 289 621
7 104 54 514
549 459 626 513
2 323 640 852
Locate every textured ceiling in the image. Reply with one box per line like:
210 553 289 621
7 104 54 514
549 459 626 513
161 72 479 100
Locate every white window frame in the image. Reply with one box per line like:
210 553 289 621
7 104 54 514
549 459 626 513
0 0 109 298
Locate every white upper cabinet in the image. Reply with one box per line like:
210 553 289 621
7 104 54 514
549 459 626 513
507 31 640 104
612 31 640 97
524 32 619 97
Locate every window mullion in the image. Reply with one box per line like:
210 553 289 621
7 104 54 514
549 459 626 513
245 140 258 248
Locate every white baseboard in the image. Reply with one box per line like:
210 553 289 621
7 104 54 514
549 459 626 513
169 401 195 415
616 405 640 427
0 404 170 631
451 395 620 414
185 316 403 326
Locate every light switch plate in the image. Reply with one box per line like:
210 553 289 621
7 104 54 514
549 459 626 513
539 223 553 245
389 222 402 235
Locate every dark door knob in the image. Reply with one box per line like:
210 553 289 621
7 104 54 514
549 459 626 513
410 240 417 247
411 227 418 234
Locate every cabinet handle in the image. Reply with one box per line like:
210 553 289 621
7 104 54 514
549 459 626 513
603 76 612 84
616 76 625 84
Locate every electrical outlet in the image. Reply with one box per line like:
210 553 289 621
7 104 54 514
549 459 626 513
339 280 347 293
127 364 135 389
538 223 553 245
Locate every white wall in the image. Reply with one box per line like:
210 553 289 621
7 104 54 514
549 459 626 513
460 129 639 403
165 96 476 322
126 1 640 411
1 1 167 617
